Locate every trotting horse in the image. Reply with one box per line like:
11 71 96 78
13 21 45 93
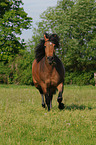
32 33 65 111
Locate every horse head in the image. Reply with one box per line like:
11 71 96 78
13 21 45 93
44 34 55 65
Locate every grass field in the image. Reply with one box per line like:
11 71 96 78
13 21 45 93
0 85 96 145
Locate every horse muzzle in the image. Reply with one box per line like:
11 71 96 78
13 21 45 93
47 56 54 65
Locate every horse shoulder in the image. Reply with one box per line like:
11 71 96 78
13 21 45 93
32 59 38 75
32 59 41 84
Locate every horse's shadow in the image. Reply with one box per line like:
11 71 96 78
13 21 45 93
58 103 93 110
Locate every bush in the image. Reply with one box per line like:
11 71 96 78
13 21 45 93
12 52 34 85
0 62 11 84
65 71 95 86
0 52 95 86
0 51 34 85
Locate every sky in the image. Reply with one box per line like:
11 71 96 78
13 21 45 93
21 0 58 41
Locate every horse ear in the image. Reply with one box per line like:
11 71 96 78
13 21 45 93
44 34 49 42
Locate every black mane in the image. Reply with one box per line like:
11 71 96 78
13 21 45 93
35 39 45 63
35 33 60 63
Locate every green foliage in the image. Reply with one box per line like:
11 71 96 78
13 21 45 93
65 71 95 85
29 0 96 85
0 61 10 84
0 0 33 85
0 0 32 62
0 48 34 85
38 0 96 71
13 51 34 85
0 0 96 85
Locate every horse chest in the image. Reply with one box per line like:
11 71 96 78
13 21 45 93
40 63 60 87
45 72 59 87
45 79 56 86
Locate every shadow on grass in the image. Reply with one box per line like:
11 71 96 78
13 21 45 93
59 103 93 110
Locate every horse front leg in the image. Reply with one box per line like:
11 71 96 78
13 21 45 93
40 84 51 111
50 95 53 109
41 94 45 108
45 94 50 111
57 83 64 109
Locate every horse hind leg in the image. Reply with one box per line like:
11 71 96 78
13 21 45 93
50 95 53 109
38 87 45 108
57 92 62 103
57 83 63 103
57 83 64 109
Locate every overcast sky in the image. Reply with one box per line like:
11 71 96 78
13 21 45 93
21 0 58 41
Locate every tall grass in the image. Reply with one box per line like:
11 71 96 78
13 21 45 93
0 85 96 145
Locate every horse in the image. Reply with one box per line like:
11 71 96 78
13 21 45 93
32 33 65 111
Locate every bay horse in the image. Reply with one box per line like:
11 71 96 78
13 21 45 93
32 33 65 111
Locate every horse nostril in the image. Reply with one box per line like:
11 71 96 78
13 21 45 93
47 57 50 60
47 57 54 65
47 56 54 61
51 57 54 61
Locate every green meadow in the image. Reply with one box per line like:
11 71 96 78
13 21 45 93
0 85 96 145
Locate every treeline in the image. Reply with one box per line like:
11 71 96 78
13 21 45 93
0 0 33 85
0 0 96 85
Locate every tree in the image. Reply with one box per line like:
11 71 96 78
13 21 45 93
66 0 96 72
30 0 96 85
0 0 32 62
32 0 96 69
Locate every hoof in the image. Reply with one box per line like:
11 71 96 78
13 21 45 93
57 97 62 103
48 107 50 111
58 103 65 110
42 103 45 108
48 105 50 111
